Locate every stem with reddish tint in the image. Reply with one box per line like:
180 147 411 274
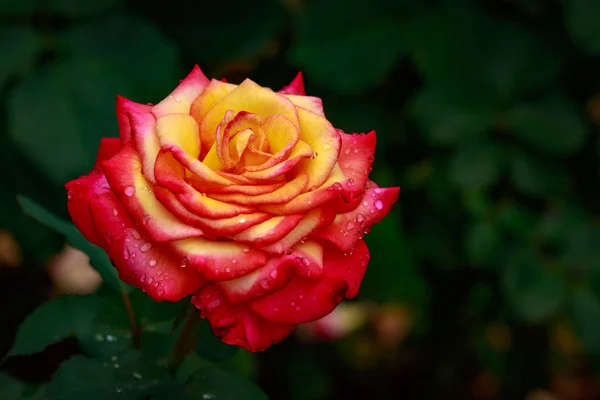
167 309 200 370
121 287 141 349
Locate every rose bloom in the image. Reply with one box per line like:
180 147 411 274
66 66 399 351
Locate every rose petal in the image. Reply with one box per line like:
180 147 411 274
293 107 341 189
338 131 376 190
116 95 152 145
240 140 313 180
102 145 203 241
128 107 160 183
262 209 335 254
155 114 201 159
278 72 305 95
170 237 268 280
318 186 400 251
94 138 121 169
232 214 305 246
165 144 236 187
89 192 204 301
192 286 294 352
250 240 370 324
209 173 308 206
152 65 210 117
199 80 300 155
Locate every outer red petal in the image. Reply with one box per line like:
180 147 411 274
317 186 400 251
89 192 205 301
66 138 121 245
278 72 305 95
337 131 376 190
192 286 293 352
116 95 152 145
250 241 370 324
152 65 210 118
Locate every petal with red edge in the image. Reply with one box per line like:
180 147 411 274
240 140 312 180
170 238 268 280
278 72 305 95
209 173 308 206
338 131 376 190
66 172 111 246
263 209 335 254
293 107 341 189
250 241 370 324
166 145 235 187
129 108 160 183
155 114 201 158
116 95 152 145
199 80 300 153
232 214 304 246
94 138 121 170
102 146 203 241
152 65 210 117
89 192 205 301
318 186 400 251
242 115 300 172
286 95 325 116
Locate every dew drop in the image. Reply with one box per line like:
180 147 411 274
116 388 122 393
232 259 237 264
374 200 384 210
130 229 142 240
307 199 313 205
149 259 157 267
374 188 382 194
106 335 117 342
225 267 231 273
238 217 247 223
270 270 278 278
140 274 146 283
147 277 154 285
140 242 152 253
174 96 181 103
112 208 119 216
158 289 165 296
346 222 355 230
344 148 351 155
114 363 120 368
123 247 130 260
353 148 359 154
356 213 365 223
362 201 368 207
332 182 343 191
202 394 216 399
295 306 301 311
301 257 310 266
260 279 270 289
133 372 143 380
299 294 304 299
142 215 151 225
124 186 135 196
324 143 332 150
346 178 355 187
181 257 189 268
153 281 159 288
290 301 295 306
242 248 250 253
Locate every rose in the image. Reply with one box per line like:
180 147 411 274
66 65 399 351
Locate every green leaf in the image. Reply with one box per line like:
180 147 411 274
47 350 172 400
448 142 503 189
464 220 500 267
0 374 45 400
565 0 600 55
58 14 180 101
42 0 119 16
0 0 36 15
290 0 403 94
0 27 42 89
9 295 99 356
8 57 132 184
502 248 566 322
571 287 600 358
410 83 495 146
507 94 588 156
17 196 127 292
508 148 570 197
181 355 268 400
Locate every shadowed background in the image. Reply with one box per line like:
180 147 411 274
1 0 600 399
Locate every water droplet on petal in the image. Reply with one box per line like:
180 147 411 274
362 201 368 207
140 274 146 283
346 222 355 230
344 148 351 155
149 259 157 267
238 217 247 223
158 289 165 296
374 200 384 210
181 257 189 268
260 279 270 289
354 148 359 154
140 242 152 252
374 188 382 194
112 208 119 216
242 248 250 253
346 178 354 187
356 213 365 223
142 215 151 225
133 372 143 380
147 277 154 285
124 186 135 196
232 259 237 264
123 247 130 260
295 306 301 311
301 257 310 266
324 143 332 150
270 270 278 278
174 96 181 103
331 182 343 191
225 267 231 273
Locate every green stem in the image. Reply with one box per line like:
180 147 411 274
121 287 141 349
167 309 200 371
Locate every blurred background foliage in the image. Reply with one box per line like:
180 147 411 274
1 0 600 398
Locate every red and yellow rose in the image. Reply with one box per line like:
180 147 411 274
66 66 399 351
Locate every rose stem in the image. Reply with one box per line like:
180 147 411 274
121 285 141 349
167 309 200 371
